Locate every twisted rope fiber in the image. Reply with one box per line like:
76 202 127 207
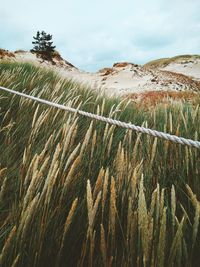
0 85 200 149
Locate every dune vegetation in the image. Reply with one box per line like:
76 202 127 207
0 62 199 267
144 54 200 68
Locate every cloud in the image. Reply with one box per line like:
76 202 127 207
0 0 200 71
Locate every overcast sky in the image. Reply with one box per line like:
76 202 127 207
0 0 200 71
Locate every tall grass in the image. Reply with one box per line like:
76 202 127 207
0 62 199 267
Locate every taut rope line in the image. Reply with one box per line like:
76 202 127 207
0 85 200 149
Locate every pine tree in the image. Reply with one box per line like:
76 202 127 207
31 31 56 61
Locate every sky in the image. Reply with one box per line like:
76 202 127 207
0 0 200 71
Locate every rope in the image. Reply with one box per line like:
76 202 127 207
0 85 200 149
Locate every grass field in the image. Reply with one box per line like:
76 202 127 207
0 62 199 267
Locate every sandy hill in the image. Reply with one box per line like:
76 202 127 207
0 49 200 97
0 49 76 71
144 55 200 81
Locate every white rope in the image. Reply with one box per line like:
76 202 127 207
0 85 200 149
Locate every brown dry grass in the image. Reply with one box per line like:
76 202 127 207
125 90 199 106
113 62 133 68
0 49 15 59
99 68 116 76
